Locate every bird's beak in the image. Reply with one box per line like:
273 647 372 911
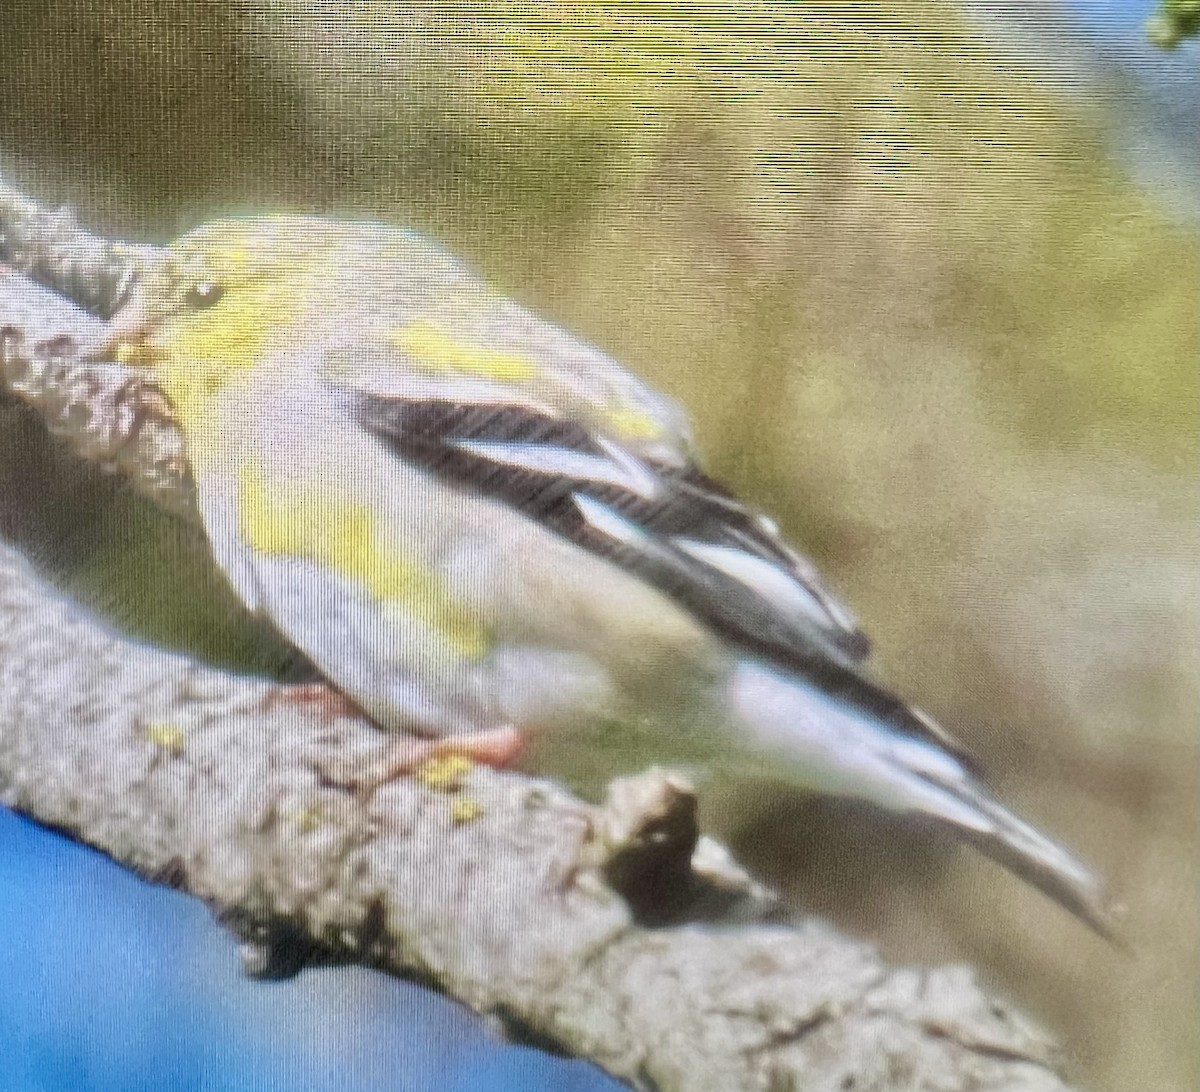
94 297 161 367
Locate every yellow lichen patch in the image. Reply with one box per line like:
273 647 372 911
293 803 325 834
415 754 474 793
146 722 185 755
450 797 484 824
389 319 538 380
237 467 490 658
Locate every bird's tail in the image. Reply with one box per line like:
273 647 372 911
725 660 1115 938
937 780 1115 939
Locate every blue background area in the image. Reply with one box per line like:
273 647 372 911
0 811 621 1091
1 3 1194 1090
1035 0 1200 219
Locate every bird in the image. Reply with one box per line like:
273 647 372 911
100 214 1112 935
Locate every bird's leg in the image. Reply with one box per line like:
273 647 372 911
270 679 525 787
320 726 526 793
434 725 526 768
265 679 363 720
367 725 526 783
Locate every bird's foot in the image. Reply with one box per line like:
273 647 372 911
372 725 526 783
265 680 364 720
308 723 525 794
436 725 526 768
269 680 524 789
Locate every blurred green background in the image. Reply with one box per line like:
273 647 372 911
0 3 1196 1091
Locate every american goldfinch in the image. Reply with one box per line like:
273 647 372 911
104 216 1110 934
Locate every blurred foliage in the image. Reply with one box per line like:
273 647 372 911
1148 0 1200 47
0 4 1196 1092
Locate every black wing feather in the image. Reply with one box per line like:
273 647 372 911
344 389 967 757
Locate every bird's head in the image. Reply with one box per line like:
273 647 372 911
99 218 336 425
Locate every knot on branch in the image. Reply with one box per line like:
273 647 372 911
584 768 778 926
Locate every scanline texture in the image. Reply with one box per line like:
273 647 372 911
0 198 1075 1090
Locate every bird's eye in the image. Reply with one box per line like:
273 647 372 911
185 281 224 309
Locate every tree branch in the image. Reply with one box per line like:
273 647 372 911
0 183 193 518
0 189 1077 1091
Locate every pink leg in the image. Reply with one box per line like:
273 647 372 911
322 725 524 792
432 725 525 768
265 680 364 720
368 725 526 784
270 681 526 787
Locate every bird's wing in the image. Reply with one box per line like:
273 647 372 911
331 374 872 674
317 274 975 757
